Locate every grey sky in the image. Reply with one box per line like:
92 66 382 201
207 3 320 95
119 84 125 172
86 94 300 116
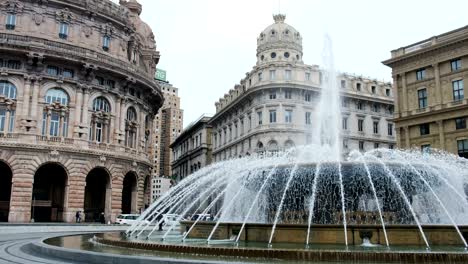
130 0 467 127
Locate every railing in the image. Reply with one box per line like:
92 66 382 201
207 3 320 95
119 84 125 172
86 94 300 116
0 132 18 139
0 33 157 87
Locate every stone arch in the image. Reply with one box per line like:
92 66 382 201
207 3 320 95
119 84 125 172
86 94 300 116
122 171 138 214
88 92 116 113
0 159 12 222
0 76 22 98
39 82 76 104
31 162 69 222
84 167 112 222
284 140 295 149
143 174 152 209
257 141 264 150
123 103 142 122
267 140 278 152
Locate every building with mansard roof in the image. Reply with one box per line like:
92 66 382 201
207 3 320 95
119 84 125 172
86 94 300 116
0 0 163 223
209 15 396 163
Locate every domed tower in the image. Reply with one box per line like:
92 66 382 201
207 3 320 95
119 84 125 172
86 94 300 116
256 14 303 66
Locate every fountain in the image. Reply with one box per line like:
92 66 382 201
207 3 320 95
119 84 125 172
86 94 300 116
40 35 468 263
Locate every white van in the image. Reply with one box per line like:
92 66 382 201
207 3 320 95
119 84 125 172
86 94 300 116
115 214 149 225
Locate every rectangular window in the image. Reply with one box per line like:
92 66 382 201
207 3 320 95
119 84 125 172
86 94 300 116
285 110 292 123
269 70 276 80
451 59 462 72
96 76 105 85
305 72 311 81
341 99 349 108
371 86 376 94
388 123 393 136
458 139 468 159
389 144 394 149
106 79 115 89
421 144 431 154
103 35 111 51
356 83 361 91
284 90 292 99
47 66 59 76
357 101 364 110
342 117 348 130
257 111 262 125
62 68 74 78
269 91 276 99
258 72 263 81
285 70 291 80
59 23 69 39
6 60 21 69
248 115 252 130
373 121 379 134
372 103 380 112
386 89 391 96
420 123 430 135
6 14 16 30
341 80 346 88
418 89 427 108
374 143 379 149
453 79 464 101
416 68 426 81
358 119 364 132
304 93 311 102
305 112 311 125
455 117 466 130
359 141 364 151
269 110 276 123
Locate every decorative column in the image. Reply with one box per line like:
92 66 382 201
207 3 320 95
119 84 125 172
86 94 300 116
4 108 11 136
433 63 442 105
45 109 51 139
114 97 122 143
401 73 408 114
438 120 445 150
22 77 32 117
30 77 41 119
58 112 64 139
392 74 399 114
74 88 83 125
120 98 126 133
82 88 90 126
404 126 410 149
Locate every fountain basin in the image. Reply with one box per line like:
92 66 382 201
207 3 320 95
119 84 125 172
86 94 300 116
181 221 468 246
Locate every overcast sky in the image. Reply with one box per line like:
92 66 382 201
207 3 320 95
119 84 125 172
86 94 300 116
126 0 467 127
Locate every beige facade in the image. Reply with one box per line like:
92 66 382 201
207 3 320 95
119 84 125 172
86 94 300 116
383 26 468 158
0 0 164 222
171 115 212 181
210 15 395 162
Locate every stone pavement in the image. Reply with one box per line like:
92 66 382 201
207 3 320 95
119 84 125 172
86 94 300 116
0 224 128 264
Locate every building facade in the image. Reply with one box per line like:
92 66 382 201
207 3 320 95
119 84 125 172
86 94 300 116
383 26 468 158
150 176 172 201
152 76 183 179
0 0 164 223
171 115 212 181
210 15 395 162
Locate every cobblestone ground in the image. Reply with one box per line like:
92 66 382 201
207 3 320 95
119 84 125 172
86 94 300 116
0 224 128 264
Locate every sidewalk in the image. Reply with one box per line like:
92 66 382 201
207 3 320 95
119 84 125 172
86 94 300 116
0 223 128 234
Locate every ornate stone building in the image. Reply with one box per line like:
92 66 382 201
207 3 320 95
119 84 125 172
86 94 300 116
210 15 395 162
383 26 468 158
171 115 212 181
0 0 163 223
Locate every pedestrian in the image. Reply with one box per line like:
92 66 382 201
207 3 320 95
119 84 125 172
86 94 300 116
99 212 105 224
75 211 81 223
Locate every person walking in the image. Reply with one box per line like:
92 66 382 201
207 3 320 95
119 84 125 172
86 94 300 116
75 211 81 223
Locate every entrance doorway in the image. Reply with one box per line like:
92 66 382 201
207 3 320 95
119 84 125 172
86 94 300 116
122 172 137 214
84 168 110 222
0 161 12 222
31 163 67 222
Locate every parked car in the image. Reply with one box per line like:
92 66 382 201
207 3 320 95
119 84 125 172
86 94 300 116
190 214 212 221
115 214 149 225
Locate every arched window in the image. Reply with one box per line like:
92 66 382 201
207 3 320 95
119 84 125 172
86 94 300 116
42 88 69 138
0 81 16 134
284 140 295 150
45 88 68 105
125 107 138 148
93 97 111 112
90 97 111 143
0 80 16 99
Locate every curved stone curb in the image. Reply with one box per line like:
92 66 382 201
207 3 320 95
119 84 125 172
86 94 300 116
96 236 468 263
23 235 232 264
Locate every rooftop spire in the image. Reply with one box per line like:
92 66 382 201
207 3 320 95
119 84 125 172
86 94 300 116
273 14 286 23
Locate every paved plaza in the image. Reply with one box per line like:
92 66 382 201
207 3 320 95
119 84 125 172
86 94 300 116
0 224 127 264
